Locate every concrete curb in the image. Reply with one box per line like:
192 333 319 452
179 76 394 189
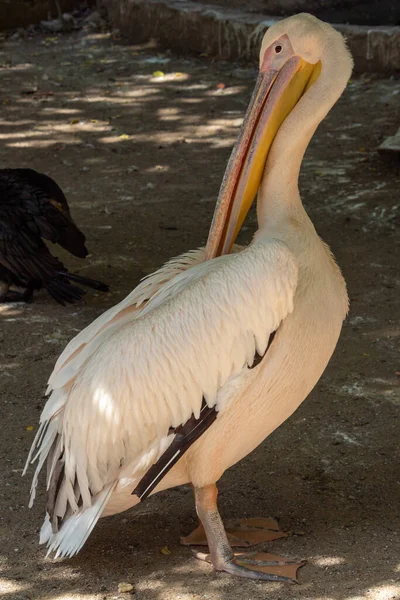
103 0 400 73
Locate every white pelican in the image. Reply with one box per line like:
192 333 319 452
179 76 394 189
25 14 352 582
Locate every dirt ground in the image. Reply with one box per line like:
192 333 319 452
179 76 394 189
0 22 399 600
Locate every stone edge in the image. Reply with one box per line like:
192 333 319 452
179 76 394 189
103 0 400 73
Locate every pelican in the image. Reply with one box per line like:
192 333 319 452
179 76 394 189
25 14 352 582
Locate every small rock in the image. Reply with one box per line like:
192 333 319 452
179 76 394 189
84 10 102 24
84 10 106 30
20 86 38 95
118 582 134 593
41 18 64 33
62 13 74 25
378 127 400 158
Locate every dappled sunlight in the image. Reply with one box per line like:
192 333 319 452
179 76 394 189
347 585 400 600
206 84 247 97
42 596 96 600
98 134 133 144
0 22 398 600
178 97 205 104
93 386 115 421
0 34 249 157
313 556 346 567
157 106 183 122
0 62 36 74
40 107 82 115
7 137 79 148
110 87 163 99
0 119 36 127
0 305 24 319
209 137 238 148
0 577 26 595
150 72 190 83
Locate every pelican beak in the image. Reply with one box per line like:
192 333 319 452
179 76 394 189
205 53 321 259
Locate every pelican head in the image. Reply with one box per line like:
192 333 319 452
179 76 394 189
205 13 353 259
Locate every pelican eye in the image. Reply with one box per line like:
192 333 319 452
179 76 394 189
275 45 283 53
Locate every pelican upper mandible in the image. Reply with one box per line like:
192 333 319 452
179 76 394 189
24 14 352 582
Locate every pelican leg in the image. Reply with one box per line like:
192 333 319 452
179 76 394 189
190 484 303 582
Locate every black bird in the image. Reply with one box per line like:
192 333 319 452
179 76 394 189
0 168 109 305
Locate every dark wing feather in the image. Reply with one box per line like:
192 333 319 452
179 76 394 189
132 330 277 501
133 398 218 501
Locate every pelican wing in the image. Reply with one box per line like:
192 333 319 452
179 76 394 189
25 238 298 555
48 246 241 391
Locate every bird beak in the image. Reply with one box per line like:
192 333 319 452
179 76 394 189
205 54 321 259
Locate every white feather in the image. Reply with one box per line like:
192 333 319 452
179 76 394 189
26 239 298 556
40 482 116 558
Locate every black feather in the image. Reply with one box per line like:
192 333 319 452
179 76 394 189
133 329 278 501
57 271 109 292
0 168 109 304
133 398 217 501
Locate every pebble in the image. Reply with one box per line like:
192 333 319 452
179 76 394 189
40 18 64 33
118 582 134 593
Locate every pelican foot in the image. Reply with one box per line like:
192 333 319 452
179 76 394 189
192 548 305 582
181 516 288 548
189 485 305 583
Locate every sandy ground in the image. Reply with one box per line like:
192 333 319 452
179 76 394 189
0 24 399 600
